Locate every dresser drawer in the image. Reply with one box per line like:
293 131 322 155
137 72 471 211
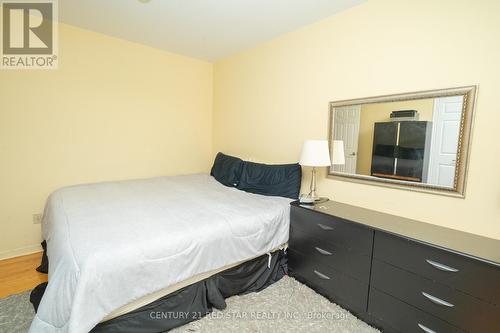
369 288 464 333
288 249 368 314
291 205 373 255
371 259 500 332
374 231 500 305
289 226 372 283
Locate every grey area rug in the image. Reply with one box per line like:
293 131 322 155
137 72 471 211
0 291 34 333
0 276 379 333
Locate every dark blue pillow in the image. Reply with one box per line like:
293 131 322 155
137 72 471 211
237 161 301 199
210 152 244 187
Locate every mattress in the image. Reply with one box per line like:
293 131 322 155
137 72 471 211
29 174 292 333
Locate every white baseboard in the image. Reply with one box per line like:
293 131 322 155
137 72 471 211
0 244 42 260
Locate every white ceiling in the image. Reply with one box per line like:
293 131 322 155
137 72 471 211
59 0 365 62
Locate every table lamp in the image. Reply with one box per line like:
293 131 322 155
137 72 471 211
299 140 345 203
299 140 331 203
332 139 346 168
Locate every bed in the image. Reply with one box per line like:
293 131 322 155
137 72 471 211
29 154 301 333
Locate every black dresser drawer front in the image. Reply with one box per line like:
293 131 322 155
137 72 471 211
373 231 500 305
291 205 373 255
371 259 500 332
288 250 368 314
289 226 372 283
369 288 464 333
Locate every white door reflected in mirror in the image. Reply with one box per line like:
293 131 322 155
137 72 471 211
427 96 463 187
332 105 360 174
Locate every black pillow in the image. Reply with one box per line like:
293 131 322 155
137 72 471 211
237 161 301 199
210 152 244 187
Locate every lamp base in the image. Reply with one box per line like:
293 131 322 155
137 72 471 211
298 195 329 205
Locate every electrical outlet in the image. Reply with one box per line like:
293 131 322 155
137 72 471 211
33 213 42 224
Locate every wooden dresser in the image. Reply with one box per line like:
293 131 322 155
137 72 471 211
288 201 500 333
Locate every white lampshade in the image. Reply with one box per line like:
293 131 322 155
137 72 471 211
332 140 346 165
299 140 331 167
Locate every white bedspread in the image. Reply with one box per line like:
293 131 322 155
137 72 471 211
29 174 291 333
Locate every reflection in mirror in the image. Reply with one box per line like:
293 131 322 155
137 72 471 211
329 87 476 196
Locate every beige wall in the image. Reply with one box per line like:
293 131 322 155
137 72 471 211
214 0 500 239
0 24 213 258
357 99 434 175
2 0 499 258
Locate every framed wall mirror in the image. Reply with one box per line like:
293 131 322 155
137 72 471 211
328 86 476 197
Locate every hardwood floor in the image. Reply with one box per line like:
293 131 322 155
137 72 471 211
0 252 47 298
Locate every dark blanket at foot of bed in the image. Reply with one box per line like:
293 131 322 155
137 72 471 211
30 250 287 332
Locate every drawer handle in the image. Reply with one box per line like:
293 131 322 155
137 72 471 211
426 259 459 273
317 223 334 231
314 247 333 256
418 323 437 333
421 292 454 308
313 270 331 280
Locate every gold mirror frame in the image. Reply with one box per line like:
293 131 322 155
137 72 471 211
327 86 477 198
